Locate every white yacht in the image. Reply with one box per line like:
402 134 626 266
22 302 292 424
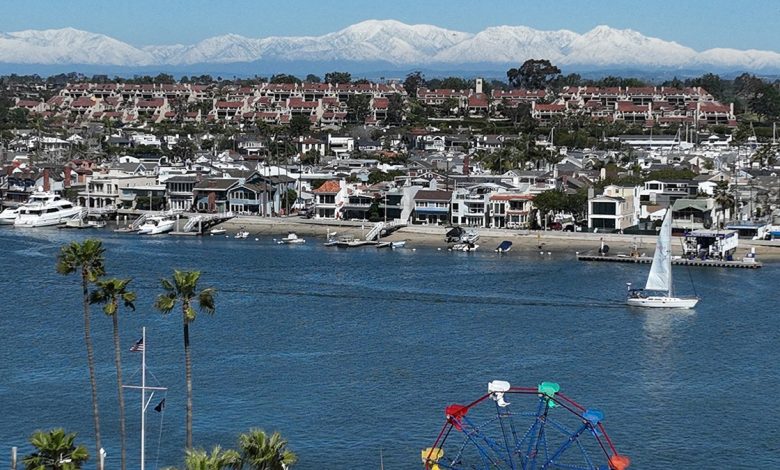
137 215 176 235
0 206 20 225
13 191 82 227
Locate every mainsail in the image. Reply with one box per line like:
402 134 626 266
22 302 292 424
645 209 673 293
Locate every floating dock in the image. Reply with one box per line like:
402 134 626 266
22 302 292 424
576 253 762 269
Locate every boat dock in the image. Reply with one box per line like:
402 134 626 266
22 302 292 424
576 253 762 269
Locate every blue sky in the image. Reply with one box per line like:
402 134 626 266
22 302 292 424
2 0 778 51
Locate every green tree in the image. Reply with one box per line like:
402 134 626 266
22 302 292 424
532 189 567 229
154 270 216 450
304 74 321 83
269 74 301 85
346 94 372 123
713 180 735 229
239 429 298 470
324 71 351 84
403 71 425 98
89 278 136 470
289 114 311 138
507 59 561 89
55 240 106 467
184 446 241 470
23 428 89 470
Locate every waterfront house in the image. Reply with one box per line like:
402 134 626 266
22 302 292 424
165 175 198 211
193 178 237 213
411 190 451 225
588 185 638 232
671 198 717 231
489 193 534 229
313 180 347 219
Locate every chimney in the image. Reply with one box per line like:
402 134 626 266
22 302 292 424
64 166 72 188
43 168 50 192
475 78 483 95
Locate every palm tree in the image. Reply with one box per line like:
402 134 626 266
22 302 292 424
23 428 89 470
239 429 298 470
154 270 216 449
56 240 106 467
713 180 735 229
89 278 136 470
184 446 241 470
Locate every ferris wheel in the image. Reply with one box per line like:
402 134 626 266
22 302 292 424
422 380 630 470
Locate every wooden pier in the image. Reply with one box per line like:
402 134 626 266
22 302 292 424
576 253 762 269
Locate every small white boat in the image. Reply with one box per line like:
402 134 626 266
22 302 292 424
137 215 176 235
626 209 698 309
234 228 250 239
451 242 479 252
377 240 406 249
277 232 305 244
210 228 227 236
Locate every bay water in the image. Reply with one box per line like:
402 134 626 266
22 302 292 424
0 228 778 468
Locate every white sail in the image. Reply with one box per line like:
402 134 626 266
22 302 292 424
645 209 673 292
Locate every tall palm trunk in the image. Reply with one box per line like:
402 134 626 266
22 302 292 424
82 271 102 468
183 303 193 449
112 311 127 470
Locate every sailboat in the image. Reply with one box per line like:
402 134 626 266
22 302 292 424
626 209 699 308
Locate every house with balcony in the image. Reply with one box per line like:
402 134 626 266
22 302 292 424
313 180 347 219
192 178 238 213
81 174 155 214
588 195 634 232
165 175 198 211
412 190 452 225
450 184 499 227
638 180 697 218
671 198 717 231
489 193 534 229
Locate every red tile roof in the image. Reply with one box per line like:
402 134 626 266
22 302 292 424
313 180 341 193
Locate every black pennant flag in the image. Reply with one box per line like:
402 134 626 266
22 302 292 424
154 398 166 413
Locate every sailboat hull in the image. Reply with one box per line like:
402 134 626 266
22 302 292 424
626 296 699 309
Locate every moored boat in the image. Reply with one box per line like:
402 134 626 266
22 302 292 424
277 232 305 244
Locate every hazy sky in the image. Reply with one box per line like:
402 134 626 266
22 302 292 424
2 0 778 51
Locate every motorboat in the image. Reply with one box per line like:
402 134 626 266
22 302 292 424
327 236 374 248
137 215 176 235
64 217 105 229
626 209 699 309
0 206 20 225
450 242 479 252
377 240 406 249
209 228 227 236
13 191 82 228
277 232 305 244
495 240 513 253
234 228 250 239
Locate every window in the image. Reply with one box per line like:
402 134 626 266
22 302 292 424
591 218 616 229
591 201 617 215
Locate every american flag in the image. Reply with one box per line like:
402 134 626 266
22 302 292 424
129 338 144 352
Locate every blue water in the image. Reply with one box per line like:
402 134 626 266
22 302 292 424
0 227 778 469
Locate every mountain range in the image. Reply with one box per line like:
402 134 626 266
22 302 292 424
1 19 780 74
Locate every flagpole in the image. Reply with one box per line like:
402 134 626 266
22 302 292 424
123 329 166 470
141 326 146 470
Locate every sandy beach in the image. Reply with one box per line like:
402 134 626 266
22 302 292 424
214 215 780 261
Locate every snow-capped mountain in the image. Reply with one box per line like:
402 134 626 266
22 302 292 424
1 20 779 72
